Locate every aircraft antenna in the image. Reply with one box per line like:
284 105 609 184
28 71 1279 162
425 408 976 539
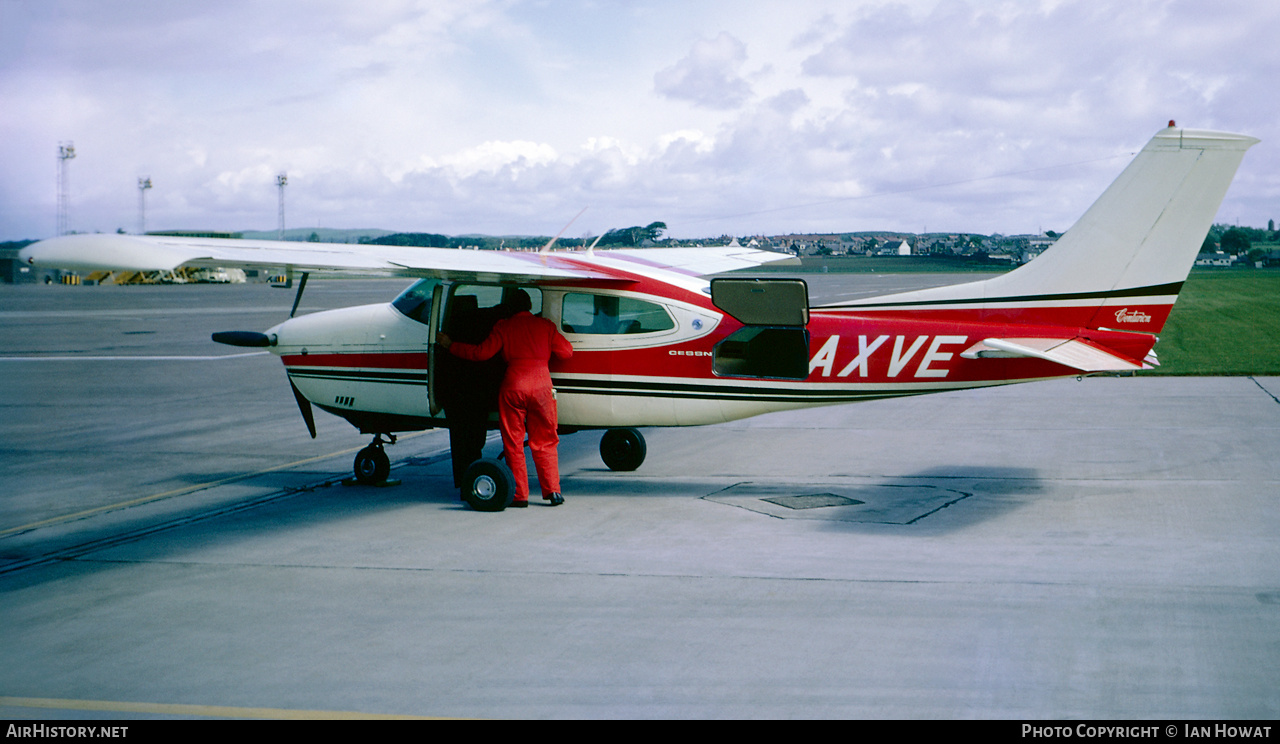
137 177 152 234
276 173 288 240
539 207 587 255
585 233 605 256
57 141 75 235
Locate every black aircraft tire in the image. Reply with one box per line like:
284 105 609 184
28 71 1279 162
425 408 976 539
354 445 390 485
600 427 646 472
462 457 516 512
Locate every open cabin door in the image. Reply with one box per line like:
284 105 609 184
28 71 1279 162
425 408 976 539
710 278 811 380
427 281 446 416
430 283 545 417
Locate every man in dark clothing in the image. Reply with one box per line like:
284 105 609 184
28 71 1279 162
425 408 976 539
438 290 573 507
436 294 505 490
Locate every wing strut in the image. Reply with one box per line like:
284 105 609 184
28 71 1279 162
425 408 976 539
289 272 310 318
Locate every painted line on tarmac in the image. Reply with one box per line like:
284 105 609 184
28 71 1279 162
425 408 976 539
0 352 270 361
0 433 450 576
0 307 294 319
0 432 434 539
1248 376 1280 405
0 695 456 720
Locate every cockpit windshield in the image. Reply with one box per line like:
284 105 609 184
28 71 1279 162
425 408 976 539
391 279 440 324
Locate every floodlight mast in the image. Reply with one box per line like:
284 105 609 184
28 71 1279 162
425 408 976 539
57 142 75 236
137 177 152 235
276 173 288 240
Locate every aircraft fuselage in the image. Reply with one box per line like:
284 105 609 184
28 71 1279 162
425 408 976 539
266 274 1159 437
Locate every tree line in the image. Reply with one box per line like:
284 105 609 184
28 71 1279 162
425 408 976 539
362 221 668 250
1203 222 1279 260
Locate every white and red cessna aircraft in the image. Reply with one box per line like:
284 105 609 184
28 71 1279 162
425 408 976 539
21 124 1258 509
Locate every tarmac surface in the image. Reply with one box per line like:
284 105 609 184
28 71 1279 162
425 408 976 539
1 276 1278 719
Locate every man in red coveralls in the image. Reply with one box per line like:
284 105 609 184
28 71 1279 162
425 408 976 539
437 290 573 507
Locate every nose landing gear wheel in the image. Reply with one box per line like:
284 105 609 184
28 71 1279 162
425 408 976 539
353 442 391 485
600 427 646 471
462 457 516 512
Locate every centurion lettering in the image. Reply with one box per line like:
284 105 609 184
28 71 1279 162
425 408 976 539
808 335 968 379
1114 308 1153 324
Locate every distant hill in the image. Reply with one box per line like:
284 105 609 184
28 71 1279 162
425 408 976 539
238 227 397 243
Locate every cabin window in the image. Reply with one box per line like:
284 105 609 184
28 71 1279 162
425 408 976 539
443 285 543 340
560 293 675 335
450 285 542 316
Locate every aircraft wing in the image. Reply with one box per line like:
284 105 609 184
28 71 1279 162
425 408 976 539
961 337 1148 372
587 246 799 277
18 233 794 284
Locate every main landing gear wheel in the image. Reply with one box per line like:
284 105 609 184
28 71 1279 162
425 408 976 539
353 440 391 485
462 457 516 512
600 427 646 472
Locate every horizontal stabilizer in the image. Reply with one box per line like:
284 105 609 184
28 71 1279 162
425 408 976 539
961 337 1145 372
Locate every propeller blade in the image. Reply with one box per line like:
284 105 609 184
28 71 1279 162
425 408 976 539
212 331 273 347
290 380 317 439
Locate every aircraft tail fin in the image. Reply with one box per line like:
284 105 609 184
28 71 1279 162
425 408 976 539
830 125 1258 333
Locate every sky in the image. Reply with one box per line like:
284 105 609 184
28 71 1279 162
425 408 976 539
2 0 1277 242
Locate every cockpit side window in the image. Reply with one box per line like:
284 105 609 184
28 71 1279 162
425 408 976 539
443 284 543 339
560 293 675 335
450 285 542 317
393 280 544 327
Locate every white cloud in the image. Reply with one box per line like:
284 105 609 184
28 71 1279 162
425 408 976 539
441 140 560 179
654 32 754 110
1 0 1277 240
657 130 716 155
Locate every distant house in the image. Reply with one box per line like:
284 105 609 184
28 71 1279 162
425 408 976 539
1027 235 1057 258
881 240 911 256
1195 252 1236 267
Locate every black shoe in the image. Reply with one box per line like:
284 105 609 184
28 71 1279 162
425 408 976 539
546 493 564 506
510 500 528 508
